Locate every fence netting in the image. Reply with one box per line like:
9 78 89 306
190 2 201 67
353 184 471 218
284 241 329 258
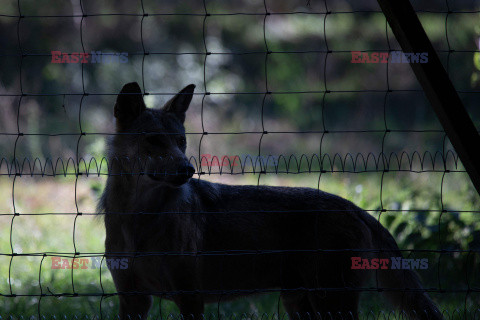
0 0 479 318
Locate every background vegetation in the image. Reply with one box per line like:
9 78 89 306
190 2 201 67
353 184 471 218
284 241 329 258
0 0 479 317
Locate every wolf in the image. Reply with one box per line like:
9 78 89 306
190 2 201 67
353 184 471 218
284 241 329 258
99 82 442 320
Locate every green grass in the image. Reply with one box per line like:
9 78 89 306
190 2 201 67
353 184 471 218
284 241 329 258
0 169 479 317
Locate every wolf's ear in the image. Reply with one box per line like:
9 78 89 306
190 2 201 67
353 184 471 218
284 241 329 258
114 82 146 130
163 84 195 123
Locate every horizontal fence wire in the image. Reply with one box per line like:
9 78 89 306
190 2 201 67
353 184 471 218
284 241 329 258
0 0 479 318
0 151 465 176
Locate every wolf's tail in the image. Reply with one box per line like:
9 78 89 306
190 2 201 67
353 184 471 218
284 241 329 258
363 213 443 320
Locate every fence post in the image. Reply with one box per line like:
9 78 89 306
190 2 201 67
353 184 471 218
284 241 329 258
377 0 480 196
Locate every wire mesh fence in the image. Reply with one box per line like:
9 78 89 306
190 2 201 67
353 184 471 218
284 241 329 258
0 0 479 318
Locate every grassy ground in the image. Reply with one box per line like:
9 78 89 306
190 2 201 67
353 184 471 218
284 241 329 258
0 168 479 317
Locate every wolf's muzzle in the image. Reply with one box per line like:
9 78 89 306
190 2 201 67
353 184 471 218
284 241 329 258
148 163 195 186
167 164 195 186
183 164 195 178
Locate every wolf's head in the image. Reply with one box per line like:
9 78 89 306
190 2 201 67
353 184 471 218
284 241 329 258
109 82 196 188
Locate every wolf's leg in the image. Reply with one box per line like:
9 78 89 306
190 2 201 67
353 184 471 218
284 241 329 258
281 292 317 320
175 294 204 320
118 293 153 320
109 263 153 320
308 292 359 320
297 254 360 320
